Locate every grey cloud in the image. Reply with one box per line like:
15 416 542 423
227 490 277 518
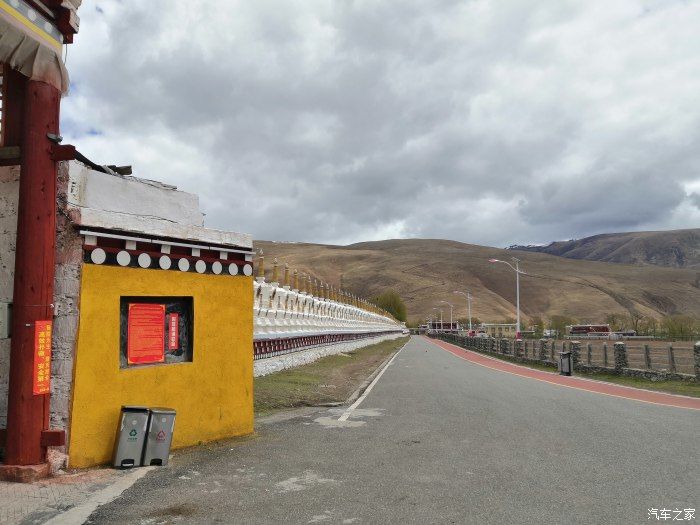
62 0 700 247
690 193 700 210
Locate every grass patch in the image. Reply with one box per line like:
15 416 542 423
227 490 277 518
254 336 409 416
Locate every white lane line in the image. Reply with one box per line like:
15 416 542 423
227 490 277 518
44 467 155 525
337 342 407 422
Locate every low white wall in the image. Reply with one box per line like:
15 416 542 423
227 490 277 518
253 332 405 377
67 161 204 227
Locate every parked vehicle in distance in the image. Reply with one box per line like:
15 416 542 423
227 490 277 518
567 324 611 336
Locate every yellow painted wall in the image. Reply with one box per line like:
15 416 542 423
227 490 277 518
68 264 253 468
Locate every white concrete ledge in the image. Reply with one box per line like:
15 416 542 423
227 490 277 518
253 332 405 377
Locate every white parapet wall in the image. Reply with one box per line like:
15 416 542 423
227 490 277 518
252 277 407 367
253 278 404 341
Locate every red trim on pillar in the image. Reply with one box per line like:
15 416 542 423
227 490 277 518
40 429 66 447
50 143 76 161
1 66 26 149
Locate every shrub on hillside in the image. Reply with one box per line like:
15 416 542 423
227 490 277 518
375 290 407 322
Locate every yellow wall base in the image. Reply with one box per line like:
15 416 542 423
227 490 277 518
68 264 253 468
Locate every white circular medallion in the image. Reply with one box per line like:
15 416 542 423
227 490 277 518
90 248 106 264
159 255 172 270
211 261 222 274
178 258 190 272
242 264 253 276
228 263 239 276
116 251 131 266
27 9 37 21
138 253 152 268
195 260 206 274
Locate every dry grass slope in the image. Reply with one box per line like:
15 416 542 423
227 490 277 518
255 238 700 325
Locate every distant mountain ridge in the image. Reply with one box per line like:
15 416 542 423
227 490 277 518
508 229 700 268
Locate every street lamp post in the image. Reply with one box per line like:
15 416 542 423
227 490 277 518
453 290 473 331
432 307 443 331
488 257 525 338
438 301 453 331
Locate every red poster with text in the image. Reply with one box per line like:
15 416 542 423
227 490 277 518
128 303 166 364
168 313 179 350
33 320 52 395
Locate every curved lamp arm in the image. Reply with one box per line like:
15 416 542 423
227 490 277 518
488 258 527 275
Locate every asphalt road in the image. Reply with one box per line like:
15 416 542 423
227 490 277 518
87 336 700 524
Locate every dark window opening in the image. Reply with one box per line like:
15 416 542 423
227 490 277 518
119 296 193 368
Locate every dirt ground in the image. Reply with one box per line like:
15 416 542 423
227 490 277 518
254 336 410 415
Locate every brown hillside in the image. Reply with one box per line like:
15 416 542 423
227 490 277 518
254 239 700 324
509 229 700 268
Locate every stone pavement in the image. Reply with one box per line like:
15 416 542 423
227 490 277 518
0 467 134 524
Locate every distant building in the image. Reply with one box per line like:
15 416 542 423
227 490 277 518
426 321 460 332
480 323 517 338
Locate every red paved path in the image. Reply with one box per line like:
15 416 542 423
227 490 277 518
425 336 700 411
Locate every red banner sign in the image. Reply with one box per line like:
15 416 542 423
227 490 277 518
33 320 52 395
127 303 165 365
168 313 179 351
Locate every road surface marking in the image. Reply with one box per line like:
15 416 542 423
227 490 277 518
426 337 700 411
315 408 383 428
43 467 155 525
337 343 405 422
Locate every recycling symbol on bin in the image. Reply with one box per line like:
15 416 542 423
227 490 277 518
156 430 166 442
129 429 137 437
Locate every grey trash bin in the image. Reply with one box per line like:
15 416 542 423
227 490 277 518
142 408 176 466
559 351 572 376
113 406 150 468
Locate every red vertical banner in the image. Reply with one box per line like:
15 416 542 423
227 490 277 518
168 313 179 351
33 320 52 395
127 303 166 365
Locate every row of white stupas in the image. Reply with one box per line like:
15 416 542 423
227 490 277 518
253 258 404 340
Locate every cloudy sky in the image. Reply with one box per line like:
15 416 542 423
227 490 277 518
61 0 700 247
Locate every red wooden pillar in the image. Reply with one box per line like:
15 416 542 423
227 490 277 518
3 78 60 474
